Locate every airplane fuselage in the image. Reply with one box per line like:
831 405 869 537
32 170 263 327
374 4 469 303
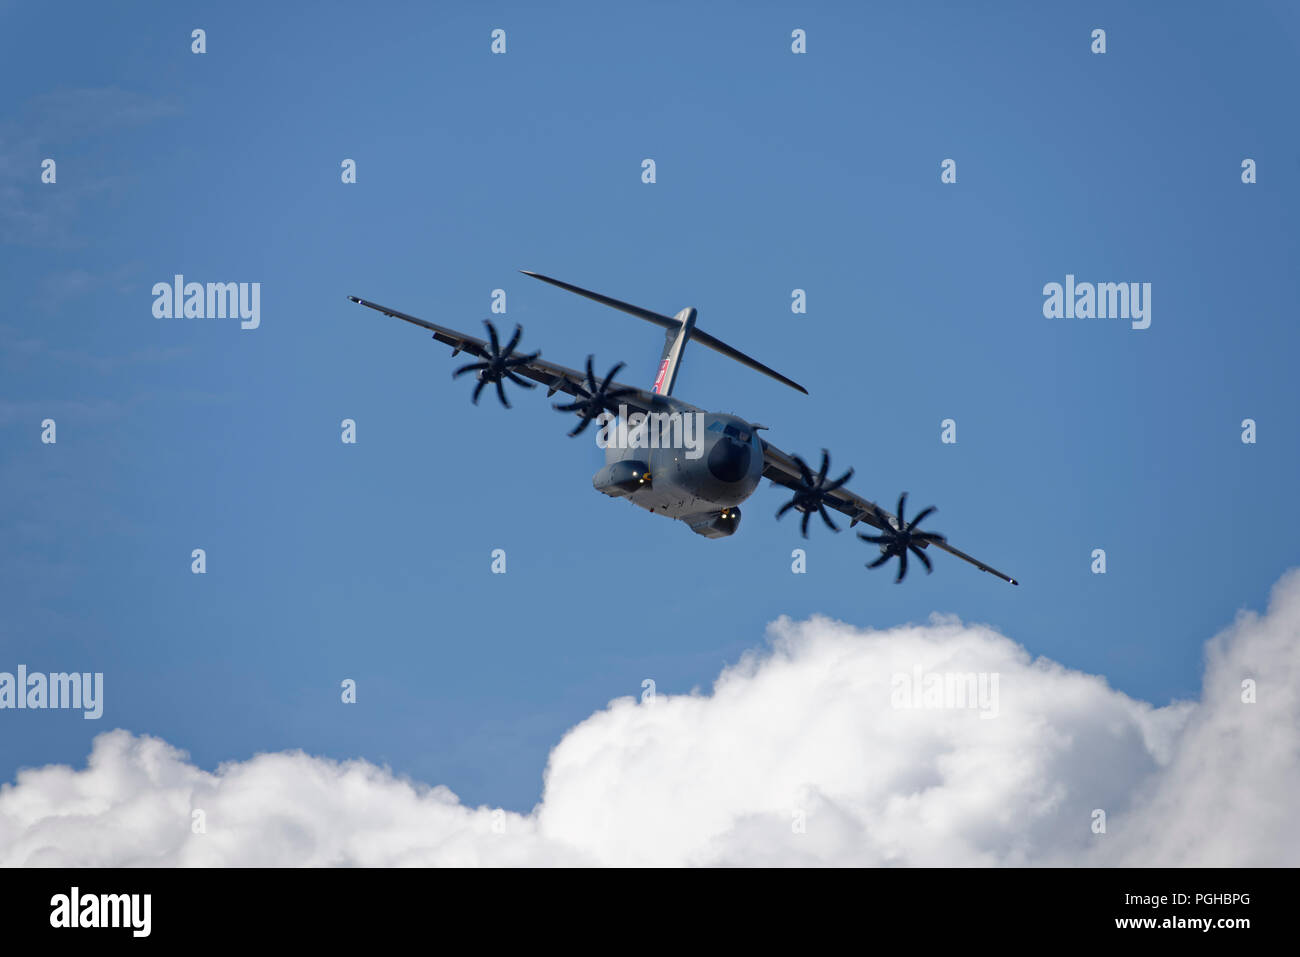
595 407 763 537
347 272 1020 584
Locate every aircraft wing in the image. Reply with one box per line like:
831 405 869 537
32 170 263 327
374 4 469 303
760 437 1019 585
348 296 682 419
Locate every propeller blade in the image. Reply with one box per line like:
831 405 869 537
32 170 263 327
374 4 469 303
453 361 489 377
600 361 626 393
504 325 522 355
569 412 598 437
909 543 933 573
908 505 937 530
792 455 814 488
504 350 540 368
825 468 854 492
778 450 856 537
859 493 945 582
818 505 839 532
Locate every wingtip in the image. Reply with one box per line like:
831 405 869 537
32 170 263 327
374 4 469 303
347 295 361 303
1010 579 1020 586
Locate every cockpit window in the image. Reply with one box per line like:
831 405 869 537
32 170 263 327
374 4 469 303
723 424 751 443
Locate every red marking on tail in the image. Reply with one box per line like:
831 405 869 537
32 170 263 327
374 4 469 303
652 358 671 394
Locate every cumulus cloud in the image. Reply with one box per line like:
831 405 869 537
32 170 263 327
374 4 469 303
3 572 1298 867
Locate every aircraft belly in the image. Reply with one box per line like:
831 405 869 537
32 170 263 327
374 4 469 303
602 418 763 523
626 480 700 519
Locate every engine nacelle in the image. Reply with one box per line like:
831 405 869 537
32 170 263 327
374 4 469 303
687 507 741 538
593 460 651 498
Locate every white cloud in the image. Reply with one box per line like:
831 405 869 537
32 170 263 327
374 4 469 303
3 571 1298 867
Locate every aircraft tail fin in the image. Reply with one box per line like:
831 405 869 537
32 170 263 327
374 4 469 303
520 271 807 396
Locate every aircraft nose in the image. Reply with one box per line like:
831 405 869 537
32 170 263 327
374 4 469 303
707 438 751 483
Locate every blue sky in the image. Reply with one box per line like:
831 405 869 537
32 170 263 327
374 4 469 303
2 1 1298 812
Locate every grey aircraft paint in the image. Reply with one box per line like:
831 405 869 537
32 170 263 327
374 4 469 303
347 272 1019 584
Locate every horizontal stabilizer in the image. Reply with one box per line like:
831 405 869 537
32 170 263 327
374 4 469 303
521 271 808 395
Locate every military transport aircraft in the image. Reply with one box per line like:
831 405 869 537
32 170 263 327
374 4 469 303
348 272 1018 585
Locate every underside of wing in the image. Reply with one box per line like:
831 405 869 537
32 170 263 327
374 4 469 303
347 296 688 424
761 438 1019 585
